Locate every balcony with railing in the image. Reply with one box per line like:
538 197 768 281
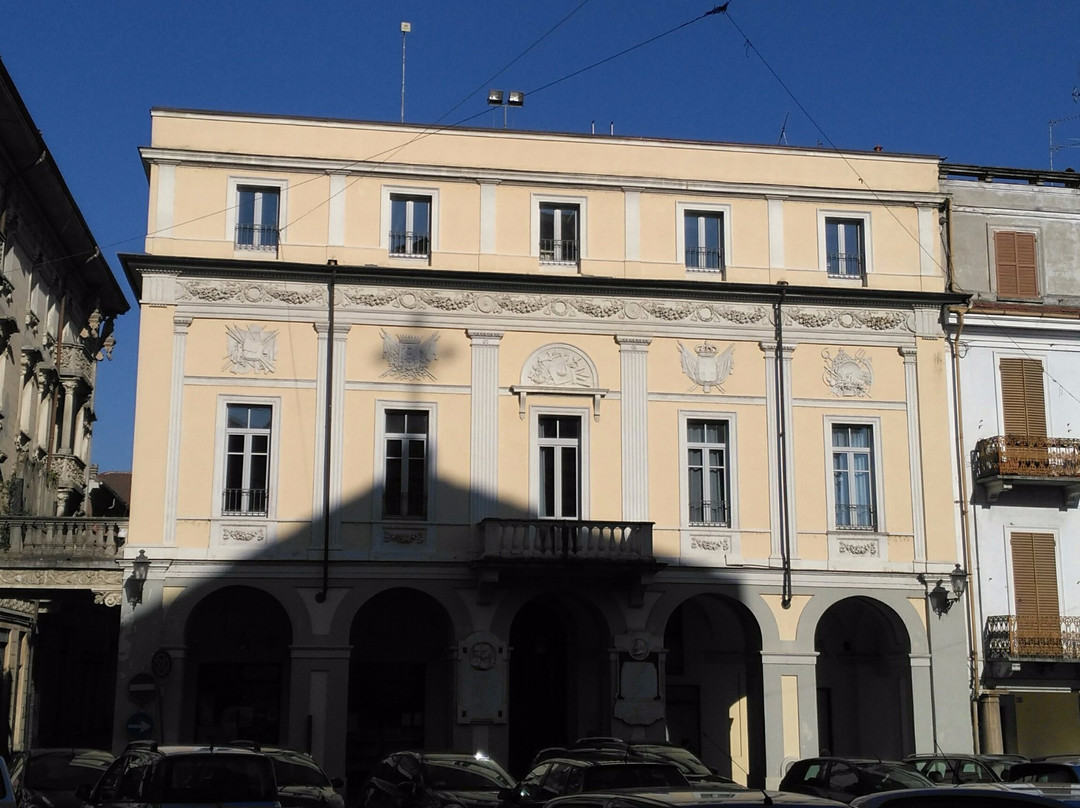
689 500 729 527
474 518 661 605
984 614 1080 661
0 516 126 564
685 248 724 273
974 435 1080 504
235 223 280 252
388 230 430 258
827 252 864 278
222 488 269 516
834 503 876 531
539 238 579 265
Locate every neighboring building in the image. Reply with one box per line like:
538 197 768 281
943 163 1080 758
0 56 130 755
119 109 968 787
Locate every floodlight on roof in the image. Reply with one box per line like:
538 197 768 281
507 91 525 107
487 89 504 106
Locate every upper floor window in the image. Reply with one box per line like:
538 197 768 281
832 424 876 530
537 414 581 518
389 194 431 258
825 217 865 278
539 203 579 265
994 231 1038 299
684 211 724 272
383 409 429 519
223 403 272 515
999 357 1046 437
235 186 280 252
686 419 730 526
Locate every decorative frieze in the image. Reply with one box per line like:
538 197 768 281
222 526 266 544
785 308 911 332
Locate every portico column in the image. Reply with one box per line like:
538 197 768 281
60 380 78 452
468 330 503 522
979 691 1004 753
287 645 352 783
761 653 818 788
909 653 934 752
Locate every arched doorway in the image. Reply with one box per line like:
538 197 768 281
186 585 292 744
346 589 454 786
508 592 610 777
815 597 914 758
663 595 764 787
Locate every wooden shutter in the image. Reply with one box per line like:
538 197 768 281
995 231 1038 299
1000 358 1047 437
1011 532 1060 655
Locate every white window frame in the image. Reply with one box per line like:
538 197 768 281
531 193 587 265
992 348 1049 436
678 410 739 529
212 396 281 520
817 210 872 278
987 225 1041 298
226 177 287 254
374 400 438 523
529 406 590 519
380 185 440 254
823 415 884 533
676 201 732 274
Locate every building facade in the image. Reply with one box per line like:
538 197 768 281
944 163 1080 757
0 56 130 755
119 109 970 786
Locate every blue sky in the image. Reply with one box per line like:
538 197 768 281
2 1 1078 471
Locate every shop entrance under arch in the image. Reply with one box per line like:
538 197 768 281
815 597 914 759
186 585 292 744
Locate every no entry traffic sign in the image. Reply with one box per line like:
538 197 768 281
127 673 158 705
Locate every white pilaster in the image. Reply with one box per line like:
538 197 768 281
624 191 640 262
328 174 347 247
154 162 176 237
768 196 785 269
480 183 498 255
617 335 651 521
163 316 192 546
312 322 349 550
902 346 927 560
762 341 797 560
469 330 503 521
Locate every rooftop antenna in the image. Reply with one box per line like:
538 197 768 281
1049 112 1080 170
400 21 411 123
777 112 790 146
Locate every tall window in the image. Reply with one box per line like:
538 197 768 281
687 419 729 525
832 424 875 530
1000 357 1046 437
235 186 280 251
825 217 864 278
383 409 429 518
539 203 579 264
389 194 431 258
538 415 580 518
1010 532 1060 654
994 231 1038 299
223 404 271 515
684 211 724 271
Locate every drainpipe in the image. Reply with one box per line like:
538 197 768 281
775 283 792 608
315 263 336 603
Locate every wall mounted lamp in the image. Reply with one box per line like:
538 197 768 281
125 550 151 608
919 563 968 617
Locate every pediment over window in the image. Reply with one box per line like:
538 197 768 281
511 343 607 420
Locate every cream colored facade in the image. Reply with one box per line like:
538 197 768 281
120 109 969 788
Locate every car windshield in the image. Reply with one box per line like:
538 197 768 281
425 760 513 791
25 751 114 789
863 764 932 789
630 746 712 778
582 765 688 791
152 755 277 802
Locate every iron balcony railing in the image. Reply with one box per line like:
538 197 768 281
479 518 653 561
235 223 280 251
974 435 1080 480
685 248 724 272
984 614 1080 660
222 488 269 516
0 517 126 560
539 238 579 264
835 503 876 531
689 500 730 527
388 230 430 258
827 252 864 278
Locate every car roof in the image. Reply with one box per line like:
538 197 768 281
851 784 1080 807
546 787 840 807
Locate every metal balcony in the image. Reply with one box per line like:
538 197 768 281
0 516 126 564
974 436 1080 504
474 518 661 606
984 614 1080 661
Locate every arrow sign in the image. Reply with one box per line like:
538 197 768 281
126 711 154 740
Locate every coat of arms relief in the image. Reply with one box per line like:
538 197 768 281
224 324 278 374
380 330 439 380
822 347 874 397
677 342 734 393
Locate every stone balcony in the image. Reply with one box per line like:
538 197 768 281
473 518 662 605
0 516 126 565
973 436 1080 505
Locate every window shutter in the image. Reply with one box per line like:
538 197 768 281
995 231 1038 299
1000 358 1047 437
1010 532 1059 620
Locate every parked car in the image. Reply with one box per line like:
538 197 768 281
779 758 933 805
76 742 278 808
500 755 690 808
1009 759 1080 783
359 752 514 808
10 749 115 808
545 787 846 808
228 743 344 808
903 753 1009 784
548 739 736 785
852 783 1080 807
